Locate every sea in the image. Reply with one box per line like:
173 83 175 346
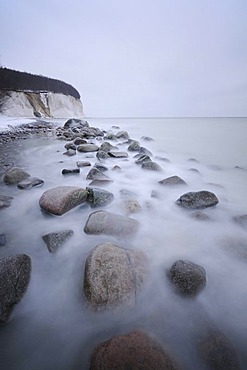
0 117 247 369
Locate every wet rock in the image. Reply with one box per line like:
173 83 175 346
42 230 74 253
63 149 76 156
191 211 210 221
123 199 142 214
77 144 99 152
17 177 44 189
233 214 247 230
83 243 147 311
39 186 87 216
0 194 14 208
159 175 187 186
76 161 91 167
108 151 128 158
86 168 112 181
198 327 240 370
64 142 77 150
88 179 113 186
0 254 31 322
176 191 219 209
135 154 152 164
61 168 80 175
96 150 111 160
93 163 108 172
115 130 130 139
84 210 139 237
128 140 140 151
0 234 6 246
100 142 118 152
139 146 153 157
90 330 179 369
3 167 31 185
141 161 162 171
64 118 89 129
168 260 206 297
104 132 117 141
141 135 154 141
86 187 114 208
119 189 137 199
73 137 87 145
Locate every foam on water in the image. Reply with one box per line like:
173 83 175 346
0 117 247 369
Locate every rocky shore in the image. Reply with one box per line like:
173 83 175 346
0 117 245 369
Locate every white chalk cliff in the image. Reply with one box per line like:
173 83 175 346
1 91 84 118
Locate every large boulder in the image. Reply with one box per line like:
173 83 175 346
86 187 114 208
0 254 31 322
89 330 179 369
128 140 140 152
39 186 87 216
84 210 139 237
83 243 147 311
168 260 206 297
176 191 219 209
3 167 30 185
63 118 89 129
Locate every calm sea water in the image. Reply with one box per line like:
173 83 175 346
0 117 247 369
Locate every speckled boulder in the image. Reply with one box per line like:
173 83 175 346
90 330 179 369
0 254 31 322
39 186 87 216
84 243 148 311
3 167 30 185
86 187 114 208
176 191 219 209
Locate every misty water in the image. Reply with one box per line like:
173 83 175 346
0 117 247 369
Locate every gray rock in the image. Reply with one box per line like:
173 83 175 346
141 135 154 141
108 151 128 158
83 243 147 311
84 210 139 237
233 214 247 229
64 118 89 129
64 142 77 150
3 167 31 185
159 175 187 186
122 199 142 214
86 168 112 181
115 130 130 139
73 137 87 145
198 327 240 370
89 330 179 369
39 186 87 216
104 132 118 141
168 260 206 297
93 163 108 172
77 144 99 152
76 161 91 167
191 211 210 221
17 177 44 189
42 230 74 253
63 149 76 156
0 254 31 322
100 142 118 152
176 191 219 209
141 161 162 171
139 146 153 157
135 154 152 164
61 168 80 175
0 194 14 208
96 150 111 160
86 187 114 208
0 234 6 246
128 140 140 151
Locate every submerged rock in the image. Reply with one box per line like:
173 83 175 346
83 243 147 311
108 151 128 158
0 254 31 322
3 167 30 185
115 130 130 139
0 234 7 246
86 168 112 181
128 140 140 151
141 160 162 171
42 230 74 253
39 186 87 216
233 214 247 230
176 191 219 209
159 175 187 186
122 199 142 214
86 187 114 208
191 211 210 221
17 177 44 189
168 260 206 297
0 194 14 208
84 210 139 237
89 330 179 369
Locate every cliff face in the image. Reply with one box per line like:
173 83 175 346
0 68 84 118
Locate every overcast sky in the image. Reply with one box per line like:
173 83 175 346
0 0 247 117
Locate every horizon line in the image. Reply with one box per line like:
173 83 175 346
83 116 247 119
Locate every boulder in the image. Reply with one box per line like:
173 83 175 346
83 243 147 311
86 168 112 181
64 118 89 129
39 186 87 216
76 161 91 167
128 140 140 151
0 254 31 322
64 142 77 150
123 199 142 214
77 144 99 152
176 191 219 209
135 154 152 165
3 167 30 185
89 330 179 369
17 177 44 189
73 137 87 145
115 130 130 139
42 230 74 253
63 149 76 156
159 176 187 186
141 161 162 171
198 327 240 370
100 142 118 152
0 194 14 208
84 210 139 237
93 163 108 172
96 150 111 160
86 187 114 208
61 168 80 175
104 132 118 141
139 146 153 157
168 260 206 297
108 151 128 158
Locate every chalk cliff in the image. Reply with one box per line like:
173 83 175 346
0 68 84 118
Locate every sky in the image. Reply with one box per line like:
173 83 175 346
0 0 247 117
